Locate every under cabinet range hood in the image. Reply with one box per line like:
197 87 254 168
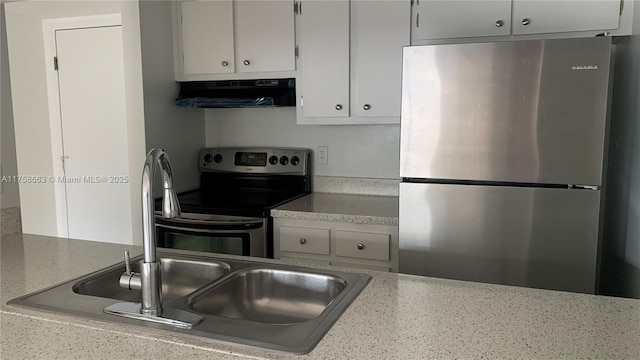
176 78 296 108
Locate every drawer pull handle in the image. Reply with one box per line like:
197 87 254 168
357 243 365 250
300 238 307 245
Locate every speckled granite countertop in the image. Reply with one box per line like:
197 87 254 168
2 234 640 359
271 193 399 226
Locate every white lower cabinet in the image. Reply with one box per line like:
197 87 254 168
280 226 330 255
280 257 331 266
335 230 390 261
274 219 398 272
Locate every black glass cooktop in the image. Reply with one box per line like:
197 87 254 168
156 189 306 218
155 171 310 218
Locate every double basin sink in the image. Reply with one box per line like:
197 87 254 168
8 251 371 354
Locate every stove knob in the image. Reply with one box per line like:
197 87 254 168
204 154 213 163
280 156 289 165
213 154 223 163
269 155 279 165
291 156 300 166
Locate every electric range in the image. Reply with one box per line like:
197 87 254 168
156 147 311 258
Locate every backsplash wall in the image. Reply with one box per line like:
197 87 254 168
204 107 400 179
139 1 205 193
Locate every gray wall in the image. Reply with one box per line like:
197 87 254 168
0 3 20 209
139 0 205 192
204 107 400 179
602 0 640 298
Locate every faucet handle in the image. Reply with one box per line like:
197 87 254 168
124 251 132 275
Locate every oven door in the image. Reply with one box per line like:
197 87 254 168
155 214 266 257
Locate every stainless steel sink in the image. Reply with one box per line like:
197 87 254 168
189 268 347 323
8 251 371 354
73 257 230 302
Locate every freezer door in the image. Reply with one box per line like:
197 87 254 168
399 183 600 293
400 37 611 185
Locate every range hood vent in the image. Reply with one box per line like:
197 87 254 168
176 78 296 108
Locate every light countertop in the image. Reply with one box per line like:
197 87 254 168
2 233 640 359
271 193 399 226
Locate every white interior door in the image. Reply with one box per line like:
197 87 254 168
55 26 133 244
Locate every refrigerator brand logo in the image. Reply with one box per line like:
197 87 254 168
571 65 599 70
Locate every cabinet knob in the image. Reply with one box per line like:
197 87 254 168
221 60 229 67
522 18 531 26
357 243 365 250
363 104 371 110
335 104 343 110
243 59 251 66
495 20 504 28
299 238 307 245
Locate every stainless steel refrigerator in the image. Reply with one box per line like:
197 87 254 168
399 37 612 294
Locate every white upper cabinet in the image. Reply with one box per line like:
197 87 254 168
352 1 410 118
175 0 296 80
412 0 512 40
235 0 296 73
412 0 624 42
298 0 351 118
297 0 410 124
511 0 621 35
180 1 235 75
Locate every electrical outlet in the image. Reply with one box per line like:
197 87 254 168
317 146 328 165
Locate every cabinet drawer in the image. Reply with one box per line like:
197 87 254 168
335 230 390 261
280 226 330 255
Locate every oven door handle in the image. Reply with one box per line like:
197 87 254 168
155 217 264 227
155 223 262 233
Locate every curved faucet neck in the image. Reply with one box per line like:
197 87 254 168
141 148 181 264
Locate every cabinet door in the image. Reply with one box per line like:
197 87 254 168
512 0 621 35
352 0 409 118
235 0 295 73
412 0 511 40
298 0 350 118
180 0 234 75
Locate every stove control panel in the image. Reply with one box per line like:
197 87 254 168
200 147 310 175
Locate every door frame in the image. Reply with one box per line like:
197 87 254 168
42 14 122 237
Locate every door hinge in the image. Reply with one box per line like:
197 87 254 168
54 56 58 71
295 45 299 58
300 97 304 108
60 155 68 171
410 0 414 6
620 0 624 15
294 1 299 14
416 13 420 28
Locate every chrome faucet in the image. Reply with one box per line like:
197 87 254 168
139 148 181 315
105 148 203 328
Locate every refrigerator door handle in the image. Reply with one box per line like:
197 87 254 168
570 185 600 190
